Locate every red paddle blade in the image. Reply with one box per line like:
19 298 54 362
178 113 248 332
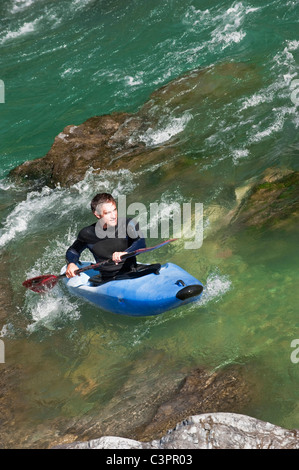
22 274 60 293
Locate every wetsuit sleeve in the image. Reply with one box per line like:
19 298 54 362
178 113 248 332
126 237 146 253
65 238 87 264
125 220 146 253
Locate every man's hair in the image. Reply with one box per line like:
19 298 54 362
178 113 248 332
91 193 116 214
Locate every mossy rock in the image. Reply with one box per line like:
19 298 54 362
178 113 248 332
228 169 299 233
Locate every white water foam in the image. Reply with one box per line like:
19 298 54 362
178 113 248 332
25 287 81 333
125 74 144 87
231 148 250 165
249 107 291 143
0 185 63 248
60 67 82 78
128 271 232 344
144 190 185 238
240 92 275 111
0 19 39 43
234 38 299 147
0 169 138 249
0 178 17 191
184 2 260 51
0 322 15 338
137 112 192 147
10 0 36 13
243 38 299 142
198 271 232 307
23 237 82 333
72 0 95 8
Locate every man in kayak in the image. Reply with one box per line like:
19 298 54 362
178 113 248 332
65 193 160 284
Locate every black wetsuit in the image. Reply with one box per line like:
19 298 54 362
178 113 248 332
66 217 146 280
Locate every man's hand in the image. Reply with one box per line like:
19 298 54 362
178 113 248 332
112 252 127 265
66 263 79 278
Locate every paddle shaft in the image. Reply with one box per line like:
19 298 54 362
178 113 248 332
64 251 137 277
22 238 177 293
66 238 178 276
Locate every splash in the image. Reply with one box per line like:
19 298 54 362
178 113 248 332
138 113 192 147
25 287 81 333
23 239 82 333
0 185 63 248
11 0 36 14
124 74 144 87
0 169 138 249
184 2 260 51
197 271 232 307
0 19 39 43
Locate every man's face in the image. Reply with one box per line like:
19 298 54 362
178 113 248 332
96 202 118 228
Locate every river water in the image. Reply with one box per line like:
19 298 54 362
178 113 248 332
0 0 299 448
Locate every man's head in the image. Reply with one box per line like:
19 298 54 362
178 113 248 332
91 193 117 228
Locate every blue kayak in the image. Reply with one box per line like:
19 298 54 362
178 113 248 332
61 262 203 316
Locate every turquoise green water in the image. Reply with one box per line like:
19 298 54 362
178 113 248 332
0 0 299 448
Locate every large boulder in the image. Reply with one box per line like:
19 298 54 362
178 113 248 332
54 413 299 449
9 62 259 188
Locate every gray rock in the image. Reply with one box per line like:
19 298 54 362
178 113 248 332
55 413 299 449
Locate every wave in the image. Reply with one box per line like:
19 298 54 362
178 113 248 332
248 107 294 143
198 271 232 307
136 112 193 147
0 185 64 248
0 178 17 191
9 0 94 15
0 19 39 43
25 286 81 334
184 1 261 51
239 39 299 145
21 236 82 333
125 270 232 347
2 0 94 45
0 169 138 249
10 0 36 14
124 74 144 87
231 148 250 165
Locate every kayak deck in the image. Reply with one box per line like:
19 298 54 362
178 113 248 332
61 262 203 316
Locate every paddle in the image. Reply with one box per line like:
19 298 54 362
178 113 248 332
22 238 178 294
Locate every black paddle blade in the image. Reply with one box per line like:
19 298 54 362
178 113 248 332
22 274 60 293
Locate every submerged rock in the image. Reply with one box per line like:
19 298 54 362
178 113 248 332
227 167 299 233
9 62 260 188
136 365 258 442
49 362 261 450
9 113 133 187
55 413 299 449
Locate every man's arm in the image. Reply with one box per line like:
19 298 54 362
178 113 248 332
112 220 146 265
125 220 146 253
65 238 87 278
